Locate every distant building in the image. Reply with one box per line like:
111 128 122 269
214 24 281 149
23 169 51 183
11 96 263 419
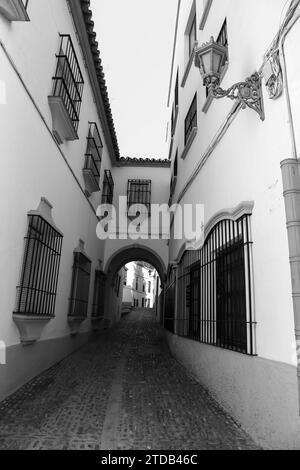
122 262 158 310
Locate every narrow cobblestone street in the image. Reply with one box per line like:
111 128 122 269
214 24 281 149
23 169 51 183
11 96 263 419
0 311 258 450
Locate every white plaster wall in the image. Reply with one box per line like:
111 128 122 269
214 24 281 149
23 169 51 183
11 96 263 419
167 0 297 366
0 1 114 348
167 332 300 449
0 0 113 209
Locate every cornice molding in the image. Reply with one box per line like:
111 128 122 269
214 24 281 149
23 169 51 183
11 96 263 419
116 157 171 168
172 201 254 265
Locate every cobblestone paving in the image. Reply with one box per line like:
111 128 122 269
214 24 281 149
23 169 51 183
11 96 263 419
0 310 259 450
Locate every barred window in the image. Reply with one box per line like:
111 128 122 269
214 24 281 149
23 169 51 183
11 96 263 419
101 170 114 205
51 35 84 132
164 267 177 334
92 271 106 319
166 215 256 355
170 151 178 198
69 250 91 319
15 215 63 317
188 14 197 56
184 94 197 145
83 122 103 193
127 180 151 214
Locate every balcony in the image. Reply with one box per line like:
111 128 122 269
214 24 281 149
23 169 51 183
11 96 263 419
0 0 29 21
48 35 84 144
83 122 103 196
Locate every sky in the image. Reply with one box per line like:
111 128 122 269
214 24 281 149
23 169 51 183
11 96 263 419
91 0 177 160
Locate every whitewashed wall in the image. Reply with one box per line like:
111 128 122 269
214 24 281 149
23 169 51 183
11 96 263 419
166 0 300 448
0 0 113 347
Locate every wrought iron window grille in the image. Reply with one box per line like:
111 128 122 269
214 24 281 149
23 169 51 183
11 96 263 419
206 19 228 98
184 94 197 146
101 170 114 205
92 270 106 319
188 14 197 57
84 122 103 178
51 34 84 132
14 215 63 317
127 179 152 217
164 215 256 356
69 251 91 319
164 267 177 334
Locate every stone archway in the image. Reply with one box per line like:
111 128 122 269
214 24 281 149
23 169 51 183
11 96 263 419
103 245 167 325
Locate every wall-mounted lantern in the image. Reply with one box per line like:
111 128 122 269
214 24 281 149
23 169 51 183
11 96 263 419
195 37 265 121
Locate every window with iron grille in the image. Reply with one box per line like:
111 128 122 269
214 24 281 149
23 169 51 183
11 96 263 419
127 180 152 215
14 215 63 317
69 251 91 319
217 19 228 47
188 14 197 57
166 215 256 355
164 267 177 334
51 35 84 132
171 72 179 136
101 170 114 204
170 151 178 199
92 270 106 319
83 122 103 192
184 94 197 145
206 19 228 98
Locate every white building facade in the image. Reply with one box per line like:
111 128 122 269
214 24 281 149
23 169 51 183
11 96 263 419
1 0 300 450
122 262 158 310
0 0 169 403
164 0 300 449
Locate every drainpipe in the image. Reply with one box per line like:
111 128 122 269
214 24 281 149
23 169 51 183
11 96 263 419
279 6 300 408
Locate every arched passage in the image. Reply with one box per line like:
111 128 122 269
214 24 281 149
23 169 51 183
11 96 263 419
103 245 167 326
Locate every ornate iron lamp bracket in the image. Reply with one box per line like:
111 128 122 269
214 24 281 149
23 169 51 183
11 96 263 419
206 72 265 121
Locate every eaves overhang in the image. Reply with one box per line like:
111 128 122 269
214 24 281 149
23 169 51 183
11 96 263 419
116 157 171 168
68 0 120 164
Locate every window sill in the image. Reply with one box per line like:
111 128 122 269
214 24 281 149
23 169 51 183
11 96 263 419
48 96 79 144
199 0 213 30
202 61 229 114
13 314 53 346
181 48 197 88
0 0 30 21
181 127 198 160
